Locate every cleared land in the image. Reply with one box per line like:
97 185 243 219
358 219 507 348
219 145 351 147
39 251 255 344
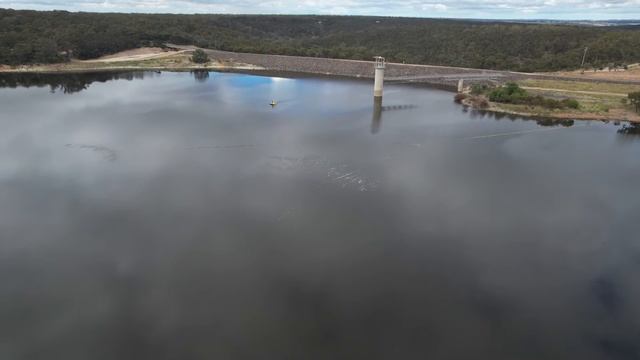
0 48 264 73
83 47 185 62
550 64 640 82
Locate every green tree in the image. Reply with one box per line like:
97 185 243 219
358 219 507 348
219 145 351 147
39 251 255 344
2 9 640 71
629 92 640 113
191 49 209 64
489 83 528 103
33 38 62 64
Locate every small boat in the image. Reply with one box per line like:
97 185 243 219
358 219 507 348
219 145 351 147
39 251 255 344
270 100 277 107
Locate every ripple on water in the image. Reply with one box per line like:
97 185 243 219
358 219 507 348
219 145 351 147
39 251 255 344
265 155 378 192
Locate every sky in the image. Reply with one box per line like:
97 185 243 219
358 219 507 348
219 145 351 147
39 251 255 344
1 0 640 20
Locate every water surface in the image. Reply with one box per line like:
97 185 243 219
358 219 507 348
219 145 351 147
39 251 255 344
1 71 640 360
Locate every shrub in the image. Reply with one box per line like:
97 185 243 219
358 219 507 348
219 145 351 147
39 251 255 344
454 93 467 103
489 83 579 110
561 98 580 109
191 49 209 64
488 82 528 103
629 92 640 113
477 98 489 108
468 97 489 109
470 84 490 95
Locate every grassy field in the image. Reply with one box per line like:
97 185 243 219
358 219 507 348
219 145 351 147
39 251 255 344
519 79 640 94
550 64 640 82
509 79 640 121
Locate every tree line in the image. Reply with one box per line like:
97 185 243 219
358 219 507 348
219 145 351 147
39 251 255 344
2 8 640 72
0 72 147 93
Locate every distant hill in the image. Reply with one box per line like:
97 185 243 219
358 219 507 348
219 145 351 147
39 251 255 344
475 19 640 27
1 9 640 72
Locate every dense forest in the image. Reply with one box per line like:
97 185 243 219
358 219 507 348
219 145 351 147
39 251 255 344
2 8 640 72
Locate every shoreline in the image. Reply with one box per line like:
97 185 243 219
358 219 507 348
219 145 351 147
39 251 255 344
2 49 639 123
3 48 640 84
0 64 265 74
461 97 640 124
479 104 640 123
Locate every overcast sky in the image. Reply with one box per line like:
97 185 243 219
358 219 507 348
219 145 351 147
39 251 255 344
1 0 639 19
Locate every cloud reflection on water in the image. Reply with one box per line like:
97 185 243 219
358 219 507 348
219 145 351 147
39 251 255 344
1 71 640 360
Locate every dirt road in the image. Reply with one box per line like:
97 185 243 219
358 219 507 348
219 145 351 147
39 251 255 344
81 47 187 63
521 86 629 97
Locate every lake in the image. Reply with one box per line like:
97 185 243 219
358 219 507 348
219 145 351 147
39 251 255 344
1 71 640 360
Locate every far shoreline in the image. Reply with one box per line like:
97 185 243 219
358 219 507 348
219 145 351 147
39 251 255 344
2 47 639 124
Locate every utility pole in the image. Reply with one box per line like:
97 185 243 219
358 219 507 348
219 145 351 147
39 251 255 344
580 47 588 74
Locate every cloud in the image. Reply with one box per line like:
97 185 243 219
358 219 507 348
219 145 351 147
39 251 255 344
1 0 640 19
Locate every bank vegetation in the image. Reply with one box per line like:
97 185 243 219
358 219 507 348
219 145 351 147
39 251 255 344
457 82 640 122
2 9 640 72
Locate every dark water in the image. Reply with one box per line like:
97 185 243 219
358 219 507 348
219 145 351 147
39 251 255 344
1 71 640 360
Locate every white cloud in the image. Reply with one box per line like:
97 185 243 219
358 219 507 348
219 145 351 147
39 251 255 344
421 3 448 11
1 0 640 19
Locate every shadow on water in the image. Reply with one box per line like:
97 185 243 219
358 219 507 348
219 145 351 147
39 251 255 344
371 98 418 134
618 123 640 135
468 107 640 141
0 71 148 94
469 108 576 127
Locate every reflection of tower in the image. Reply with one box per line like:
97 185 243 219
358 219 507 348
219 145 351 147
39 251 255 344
373 56 385 99
371 97 383 134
